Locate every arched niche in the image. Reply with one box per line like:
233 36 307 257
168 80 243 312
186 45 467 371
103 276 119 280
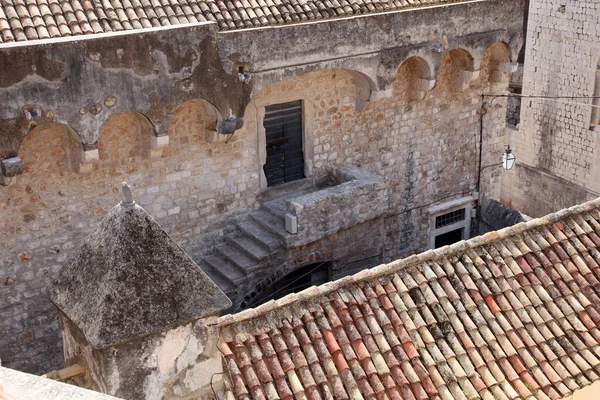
97 112 155 165
18 123 83 177
480 42 515 86
394 56 436 101
168 99 224 144
246 68 375 189
437 49 479 93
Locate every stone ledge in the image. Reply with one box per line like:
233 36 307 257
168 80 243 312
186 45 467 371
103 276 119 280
0 366 121 400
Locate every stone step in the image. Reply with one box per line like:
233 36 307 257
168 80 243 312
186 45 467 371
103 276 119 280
261 200 287 218
249 211 290 240
203 256 245 284
237 220 282 252
199 263 236 297
226 234 269 262
215 244 261 273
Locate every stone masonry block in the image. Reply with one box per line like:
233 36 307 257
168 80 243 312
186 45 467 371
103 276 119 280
80 149 99 164
151 135 170 149
497 61 519 73
459 70 480 82
415 78 436 91
1 157 24 177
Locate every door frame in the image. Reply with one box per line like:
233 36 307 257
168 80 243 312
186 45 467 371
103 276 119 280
427 196 474 249
255 92 315 191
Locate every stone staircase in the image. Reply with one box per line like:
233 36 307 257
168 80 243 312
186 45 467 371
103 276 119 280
199 206 291 300
199 186 324 302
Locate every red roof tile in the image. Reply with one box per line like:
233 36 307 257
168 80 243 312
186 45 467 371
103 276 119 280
218 198 600 400
0 0 470 43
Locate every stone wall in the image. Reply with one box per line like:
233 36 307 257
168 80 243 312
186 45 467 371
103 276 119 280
478 197 529 234
501 163 598 218
502 0 600 213
0 105 260 374
1 51 513 373
60 314 222 400
0 0 525 373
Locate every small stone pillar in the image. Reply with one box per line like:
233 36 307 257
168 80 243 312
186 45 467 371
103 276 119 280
47 183 231 400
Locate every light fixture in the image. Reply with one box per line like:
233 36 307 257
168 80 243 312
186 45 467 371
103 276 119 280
502 145 516 170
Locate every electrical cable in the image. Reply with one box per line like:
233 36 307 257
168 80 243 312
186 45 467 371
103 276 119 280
483 94 600 99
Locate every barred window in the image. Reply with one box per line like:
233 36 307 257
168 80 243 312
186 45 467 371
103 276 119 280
435 208 466 229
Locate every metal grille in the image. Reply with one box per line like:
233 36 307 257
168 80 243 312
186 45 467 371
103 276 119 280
263 100 304 186
435 208 466 229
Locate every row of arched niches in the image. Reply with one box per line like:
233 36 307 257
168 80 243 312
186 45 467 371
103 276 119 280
4 41 515 180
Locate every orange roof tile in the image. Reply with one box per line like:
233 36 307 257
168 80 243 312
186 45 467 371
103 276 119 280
0 0 469 43
217 197 600 399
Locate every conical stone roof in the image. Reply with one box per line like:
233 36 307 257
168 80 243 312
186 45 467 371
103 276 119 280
48 183 232 349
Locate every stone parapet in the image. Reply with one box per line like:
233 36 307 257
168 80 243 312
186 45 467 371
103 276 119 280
285 165 390 247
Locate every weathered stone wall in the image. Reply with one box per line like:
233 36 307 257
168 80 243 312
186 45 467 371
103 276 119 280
60 313 222 400
0 107 260 373
0 55 513 374
478 197 529 234
502 0 600 213
286 166 390 247
0 0 524 373
232 57 513 306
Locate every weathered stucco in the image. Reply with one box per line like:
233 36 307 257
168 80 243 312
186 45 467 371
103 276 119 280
60 312 223 400
0 0 525 374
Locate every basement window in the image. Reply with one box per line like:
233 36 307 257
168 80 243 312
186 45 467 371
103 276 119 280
428 197 473 249
435 208 466 229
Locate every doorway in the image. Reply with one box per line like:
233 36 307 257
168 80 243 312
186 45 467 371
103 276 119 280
263 100 305 186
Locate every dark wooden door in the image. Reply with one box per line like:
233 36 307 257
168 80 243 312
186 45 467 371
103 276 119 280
263 100 304 186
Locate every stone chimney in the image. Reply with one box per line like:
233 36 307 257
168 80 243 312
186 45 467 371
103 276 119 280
47 183 232 400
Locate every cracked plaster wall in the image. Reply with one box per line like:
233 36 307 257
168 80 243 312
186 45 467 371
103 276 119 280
60 312 222 400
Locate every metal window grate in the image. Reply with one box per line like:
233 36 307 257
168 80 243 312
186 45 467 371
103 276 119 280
435 208 466 229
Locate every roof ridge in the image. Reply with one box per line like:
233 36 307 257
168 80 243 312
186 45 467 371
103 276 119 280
215 196 600 327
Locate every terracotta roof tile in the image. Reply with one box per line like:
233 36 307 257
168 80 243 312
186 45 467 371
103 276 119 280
0 0 471 43
218 198 600 400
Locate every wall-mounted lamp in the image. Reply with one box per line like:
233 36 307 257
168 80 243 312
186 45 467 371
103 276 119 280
502 145 516 170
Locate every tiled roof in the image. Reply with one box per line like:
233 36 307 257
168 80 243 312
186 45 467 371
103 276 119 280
217 197 600 400
0 0 464 43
